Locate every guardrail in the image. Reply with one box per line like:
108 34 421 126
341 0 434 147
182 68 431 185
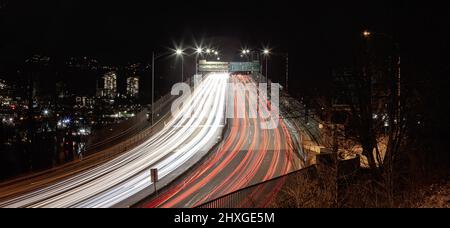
195 166 318 208
196 154 360 209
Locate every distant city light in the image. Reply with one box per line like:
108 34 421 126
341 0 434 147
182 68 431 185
78 128 90 136
63 118 71 124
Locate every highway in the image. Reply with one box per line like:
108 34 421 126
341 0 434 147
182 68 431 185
143 74 303 208
0 73 229 208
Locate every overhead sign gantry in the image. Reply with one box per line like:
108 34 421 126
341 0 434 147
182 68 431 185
199 60 260 73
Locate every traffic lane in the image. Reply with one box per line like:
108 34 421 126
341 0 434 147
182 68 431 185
143 75 300 208
144 77 250 208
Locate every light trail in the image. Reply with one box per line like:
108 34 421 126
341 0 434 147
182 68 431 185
0 73 229 208
144 74 301 208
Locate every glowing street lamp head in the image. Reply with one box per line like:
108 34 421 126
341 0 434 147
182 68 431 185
206 49 211 54
214 51 219 55
363 30 372 38
196 48 203 54
175 49 183 55
263 49 270 55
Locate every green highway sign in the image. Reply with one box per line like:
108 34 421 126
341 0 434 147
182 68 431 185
198 60 261 73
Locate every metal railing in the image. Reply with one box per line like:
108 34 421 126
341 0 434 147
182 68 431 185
196 166 318 208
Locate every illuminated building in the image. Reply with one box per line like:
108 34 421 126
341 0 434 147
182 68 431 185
103 71 117 98
126 76 139 98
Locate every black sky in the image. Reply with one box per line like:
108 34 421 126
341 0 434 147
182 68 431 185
1 1 400 60
1 0 450 84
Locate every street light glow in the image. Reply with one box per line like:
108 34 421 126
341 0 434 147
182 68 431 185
363 30 372 38
263 49 270 55
176 49 183 55
214 51 219 55
196 48 203 54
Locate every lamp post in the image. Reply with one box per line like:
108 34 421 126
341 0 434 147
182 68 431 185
263 49 270 83
151 48 184 124
175 49 184 82
195 48 203 75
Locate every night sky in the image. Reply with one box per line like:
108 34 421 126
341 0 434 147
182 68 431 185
1 1 400 59
1 0 450 86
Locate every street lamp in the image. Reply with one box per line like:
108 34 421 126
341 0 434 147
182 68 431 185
150 48 184 124
241 49 251 61
242 49 250 54
175 49 184 82
362 30 372 38
262 49 270 82
195 47 204 75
